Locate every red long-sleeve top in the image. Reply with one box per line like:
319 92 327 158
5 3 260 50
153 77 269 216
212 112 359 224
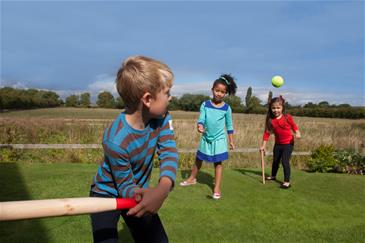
263 114 299 144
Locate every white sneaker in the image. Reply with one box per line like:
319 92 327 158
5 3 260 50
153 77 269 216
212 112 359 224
179 179 197 186
212 193 221 200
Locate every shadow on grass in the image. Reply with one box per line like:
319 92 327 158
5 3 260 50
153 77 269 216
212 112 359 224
0 163 50 242
180 169 215 192
234 168 283 185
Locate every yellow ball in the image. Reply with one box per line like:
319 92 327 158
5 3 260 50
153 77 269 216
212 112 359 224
272 75 284 88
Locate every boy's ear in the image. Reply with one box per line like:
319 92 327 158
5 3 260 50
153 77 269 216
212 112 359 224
141 92 152 108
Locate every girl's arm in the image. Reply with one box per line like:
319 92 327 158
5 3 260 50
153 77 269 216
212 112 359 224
225 106 234 150
260 140 267 152
287 114 301 138
260 129 270 152
197 102 206 133
228 133 235 150
295 130 301 139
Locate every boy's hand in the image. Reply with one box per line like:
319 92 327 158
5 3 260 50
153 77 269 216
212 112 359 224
259 145 266 153
127 177 171 218
197 124 205 133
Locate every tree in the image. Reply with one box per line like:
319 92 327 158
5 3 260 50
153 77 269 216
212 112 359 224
245 87 252 107
224 95 244 113
246 96 265 113
97 91 115 108
80 92 91 108
41 91 62 107
115 97 125 109
266 91 273 107
318 101 330 107
65 94 79 107
179 94 210 111
303 102 316 109
168 96 180 110
337 104 351 108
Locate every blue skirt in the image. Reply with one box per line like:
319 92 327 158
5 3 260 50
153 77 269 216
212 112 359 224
196 136 228 163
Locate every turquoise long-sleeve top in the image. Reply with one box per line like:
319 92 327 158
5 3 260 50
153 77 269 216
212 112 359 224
197 100 234 143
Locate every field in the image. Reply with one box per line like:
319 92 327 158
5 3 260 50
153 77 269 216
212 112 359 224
1 108 364 168
0 108 364 242
0 163 364 243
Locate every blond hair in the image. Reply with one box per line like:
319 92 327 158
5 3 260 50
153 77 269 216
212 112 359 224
116 56 174 111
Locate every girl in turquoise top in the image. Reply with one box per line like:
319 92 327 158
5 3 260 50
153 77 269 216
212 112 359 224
180 74 237 200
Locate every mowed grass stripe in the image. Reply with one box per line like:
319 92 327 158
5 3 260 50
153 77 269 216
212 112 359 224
0 163 364 242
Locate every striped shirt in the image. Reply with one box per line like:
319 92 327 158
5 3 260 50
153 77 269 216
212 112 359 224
91 112 178 198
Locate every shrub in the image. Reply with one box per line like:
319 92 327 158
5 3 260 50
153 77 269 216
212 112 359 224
307 145 338 172
334 150 364 175
307 145 365 175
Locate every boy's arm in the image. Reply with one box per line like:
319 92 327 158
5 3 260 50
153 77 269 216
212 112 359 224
157 113 178 189
127 177 172 217
103 141 139 198
127 114 178 217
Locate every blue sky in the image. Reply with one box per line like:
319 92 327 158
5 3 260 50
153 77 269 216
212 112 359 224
1 0 364 106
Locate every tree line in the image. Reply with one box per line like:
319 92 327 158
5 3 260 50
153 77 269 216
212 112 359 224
1 87 364 118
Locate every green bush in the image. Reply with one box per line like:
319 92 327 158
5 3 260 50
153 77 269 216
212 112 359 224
307 145 365 175
334 150 365 175
307 145 338 172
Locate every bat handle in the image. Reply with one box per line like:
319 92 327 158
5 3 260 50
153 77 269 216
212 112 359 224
116 198 137 210
260 150 266 184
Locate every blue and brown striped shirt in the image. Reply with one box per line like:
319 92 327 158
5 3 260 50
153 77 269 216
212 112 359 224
91 112 178 198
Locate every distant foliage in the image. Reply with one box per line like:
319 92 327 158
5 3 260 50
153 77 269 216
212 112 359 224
289 107 365 119
80 92 91 108
178 94 210 111
1 87 363 118
65 94 80 107
168 96 180 111
0 87 62 110
97 91 115 108
224 95 245 113
114 97 125 109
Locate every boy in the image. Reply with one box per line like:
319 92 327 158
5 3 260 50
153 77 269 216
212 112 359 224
90 56 178 243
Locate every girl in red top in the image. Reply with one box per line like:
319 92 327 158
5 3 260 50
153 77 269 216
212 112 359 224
259 96 301 189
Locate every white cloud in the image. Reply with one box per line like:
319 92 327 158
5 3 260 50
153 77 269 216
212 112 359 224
171 82 365 106
171 81 212 97
47 74 118 103
0 80 28 89
87 75 117 95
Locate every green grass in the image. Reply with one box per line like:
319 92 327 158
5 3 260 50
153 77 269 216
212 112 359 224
1 163 364 242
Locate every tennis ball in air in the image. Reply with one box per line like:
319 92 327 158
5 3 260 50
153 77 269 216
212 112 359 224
271 75 284 88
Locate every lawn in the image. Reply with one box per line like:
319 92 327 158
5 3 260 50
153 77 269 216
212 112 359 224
0 163 364 243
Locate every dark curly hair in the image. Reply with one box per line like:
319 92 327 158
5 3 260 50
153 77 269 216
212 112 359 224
213 73 237 95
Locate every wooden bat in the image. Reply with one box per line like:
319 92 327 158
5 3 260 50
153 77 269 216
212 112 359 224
0 197 137 221
260 150 266 184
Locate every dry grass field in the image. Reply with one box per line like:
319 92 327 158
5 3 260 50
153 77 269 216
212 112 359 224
1 108 364 168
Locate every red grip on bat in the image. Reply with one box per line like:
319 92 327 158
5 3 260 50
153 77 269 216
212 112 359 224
116 198 137 210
